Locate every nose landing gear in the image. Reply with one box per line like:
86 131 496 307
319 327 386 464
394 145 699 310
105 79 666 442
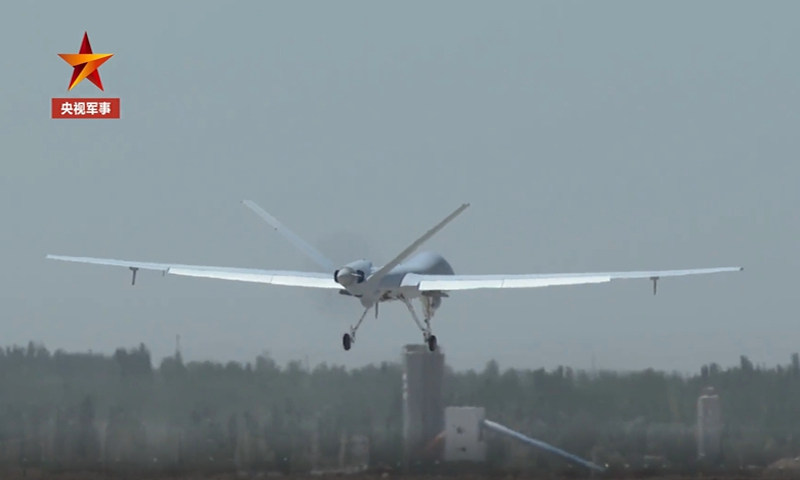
342 305 370 351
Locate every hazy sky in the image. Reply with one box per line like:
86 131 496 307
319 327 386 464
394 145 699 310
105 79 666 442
0 1 795 373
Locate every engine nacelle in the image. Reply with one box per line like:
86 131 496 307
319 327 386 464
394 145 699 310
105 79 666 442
333 259 373 287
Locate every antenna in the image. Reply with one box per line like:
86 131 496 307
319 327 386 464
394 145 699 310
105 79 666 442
175 334 181 357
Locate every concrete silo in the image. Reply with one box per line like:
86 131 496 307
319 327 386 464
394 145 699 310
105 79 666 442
402 344 445 466
697 386 722 462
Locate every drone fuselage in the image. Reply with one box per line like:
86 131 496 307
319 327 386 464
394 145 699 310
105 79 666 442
338 251 454 306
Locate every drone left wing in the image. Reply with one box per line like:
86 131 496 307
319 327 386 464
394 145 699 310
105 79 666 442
402 267 743 293
46 255 342 289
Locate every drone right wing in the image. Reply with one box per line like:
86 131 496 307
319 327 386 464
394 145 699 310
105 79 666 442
402 267 743 292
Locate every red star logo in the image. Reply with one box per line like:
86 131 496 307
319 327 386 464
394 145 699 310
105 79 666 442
57 32 114 91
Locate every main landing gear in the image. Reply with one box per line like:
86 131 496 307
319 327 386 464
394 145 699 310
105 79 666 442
341 295 440 352
402 295 438 352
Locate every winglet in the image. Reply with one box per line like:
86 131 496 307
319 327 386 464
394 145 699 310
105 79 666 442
241 200 337 272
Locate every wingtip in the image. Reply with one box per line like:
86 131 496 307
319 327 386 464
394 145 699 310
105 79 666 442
740 267 744 271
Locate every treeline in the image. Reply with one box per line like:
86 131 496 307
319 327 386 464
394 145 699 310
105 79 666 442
0 342 799 475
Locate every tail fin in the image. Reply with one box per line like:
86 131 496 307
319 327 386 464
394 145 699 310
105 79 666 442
364 203 469 289
241 200 337 272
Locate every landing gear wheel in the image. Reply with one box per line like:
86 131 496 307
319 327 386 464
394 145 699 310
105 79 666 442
342 333 352 351
427 334 437 352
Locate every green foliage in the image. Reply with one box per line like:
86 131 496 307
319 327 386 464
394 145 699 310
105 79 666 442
0 342 797 474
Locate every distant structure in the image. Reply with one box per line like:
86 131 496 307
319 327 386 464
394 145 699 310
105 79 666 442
402 344 445 466
441 407 605 473
443 407 487 462
697 387 722 462
401 344 603 474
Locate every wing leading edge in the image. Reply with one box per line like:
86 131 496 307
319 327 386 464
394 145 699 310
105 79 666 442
402 267 743 291
45 255 342 289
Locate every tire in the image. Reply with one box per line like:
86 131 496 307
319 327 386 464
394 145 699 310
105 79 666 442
427 335 437 352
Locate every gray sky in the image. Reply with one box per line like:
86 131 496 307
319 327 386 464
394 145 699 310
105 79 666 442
0 1 795 373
